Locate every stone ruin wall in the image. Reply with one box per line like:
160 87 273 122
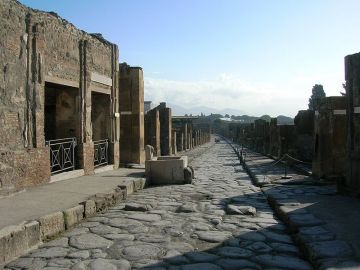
0 0 117 191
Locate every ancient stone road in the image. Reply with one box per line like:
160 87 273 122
5 141 313 270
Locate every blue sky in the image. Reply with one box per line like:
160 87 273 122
19 0 360 117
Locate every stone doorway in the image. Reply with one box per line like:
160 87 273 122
44 82 80 174
91 91 111 167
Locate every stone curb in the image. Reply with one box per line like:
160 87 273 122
0 177 147 267
266 193 359 269
225 140 360 269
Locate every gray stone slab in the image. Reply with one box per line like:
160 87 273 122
69 233 113 249
254 254 312 270
307 240 353 259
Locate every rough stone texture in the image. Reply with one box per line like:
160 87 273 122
0 0 120 193
3 140 323 269
307 240 353 260
344 52 360 196
119 64 145 165
312 96 347 180
81 200 96 218
63 205 84 229
38 212 65 239
145 108 161 156
69 233 113 249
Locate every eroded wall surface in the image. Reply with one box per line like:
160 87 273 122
0 0 119 191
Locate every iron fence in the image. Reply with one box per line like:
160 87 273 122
46 137 77 174
94 139 109 167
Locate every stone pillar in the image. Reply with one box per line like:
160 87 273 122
79 39 94 174
172 131 177 155
182 123 188 150
119 64 145 164
159 107 172 156
145 108 161 156
110 44 120 168
177 132 183 152
345 53 360 195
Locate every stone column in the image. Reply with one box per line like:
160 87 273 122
145 108 161 156
119 64 145 164
159 107 172 156
172 131 177 155
182 123 188 150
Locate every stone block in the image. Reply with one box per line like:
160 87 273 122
0 225 25 266
38 212 65 239
24 221 41 248
112 188 126 202
0 221 41 266
118 181 134 196
63 205 84 229
133 178 146 191
145 156 189 185
80 200 96 218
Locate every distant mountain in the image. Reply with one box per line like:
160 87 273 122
167 103 245 116
277 115 294 125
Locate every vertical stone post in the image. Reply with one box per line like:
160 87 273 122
79 39 94 174
159 107 172 156
182 123 188 150
172 131 177 155
177 132 183 152
119 64 145 164
109 44 120 168
145 109 161 156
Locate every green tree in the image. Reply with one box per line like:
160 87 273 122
308 84 326 110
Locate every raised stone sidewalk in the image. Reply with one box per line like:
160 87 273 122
0 167 147 266
236 145 360 269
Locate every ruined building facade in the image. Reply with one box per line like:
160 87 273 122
344 52 360 195
0 0 145 193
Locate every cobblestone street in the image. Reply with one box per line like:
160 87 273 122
5 140 313 270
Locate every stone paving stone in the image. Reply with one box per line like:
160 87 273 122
4 141 319 270
254 254 313 270
69 233 113 249
307 240 354 259
195 230 233 243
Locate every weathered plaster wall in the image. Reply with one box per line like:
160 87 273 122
0 0 119 192
312 96 347 180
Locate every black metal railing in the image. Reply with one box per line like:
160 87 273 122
46 137 77 174
94 139 109 167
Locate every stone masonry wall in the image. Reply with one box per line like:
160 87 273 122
344 52 360 195
0 0 118 191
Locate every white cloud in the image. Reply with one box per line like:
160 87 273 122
144 74 311 117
